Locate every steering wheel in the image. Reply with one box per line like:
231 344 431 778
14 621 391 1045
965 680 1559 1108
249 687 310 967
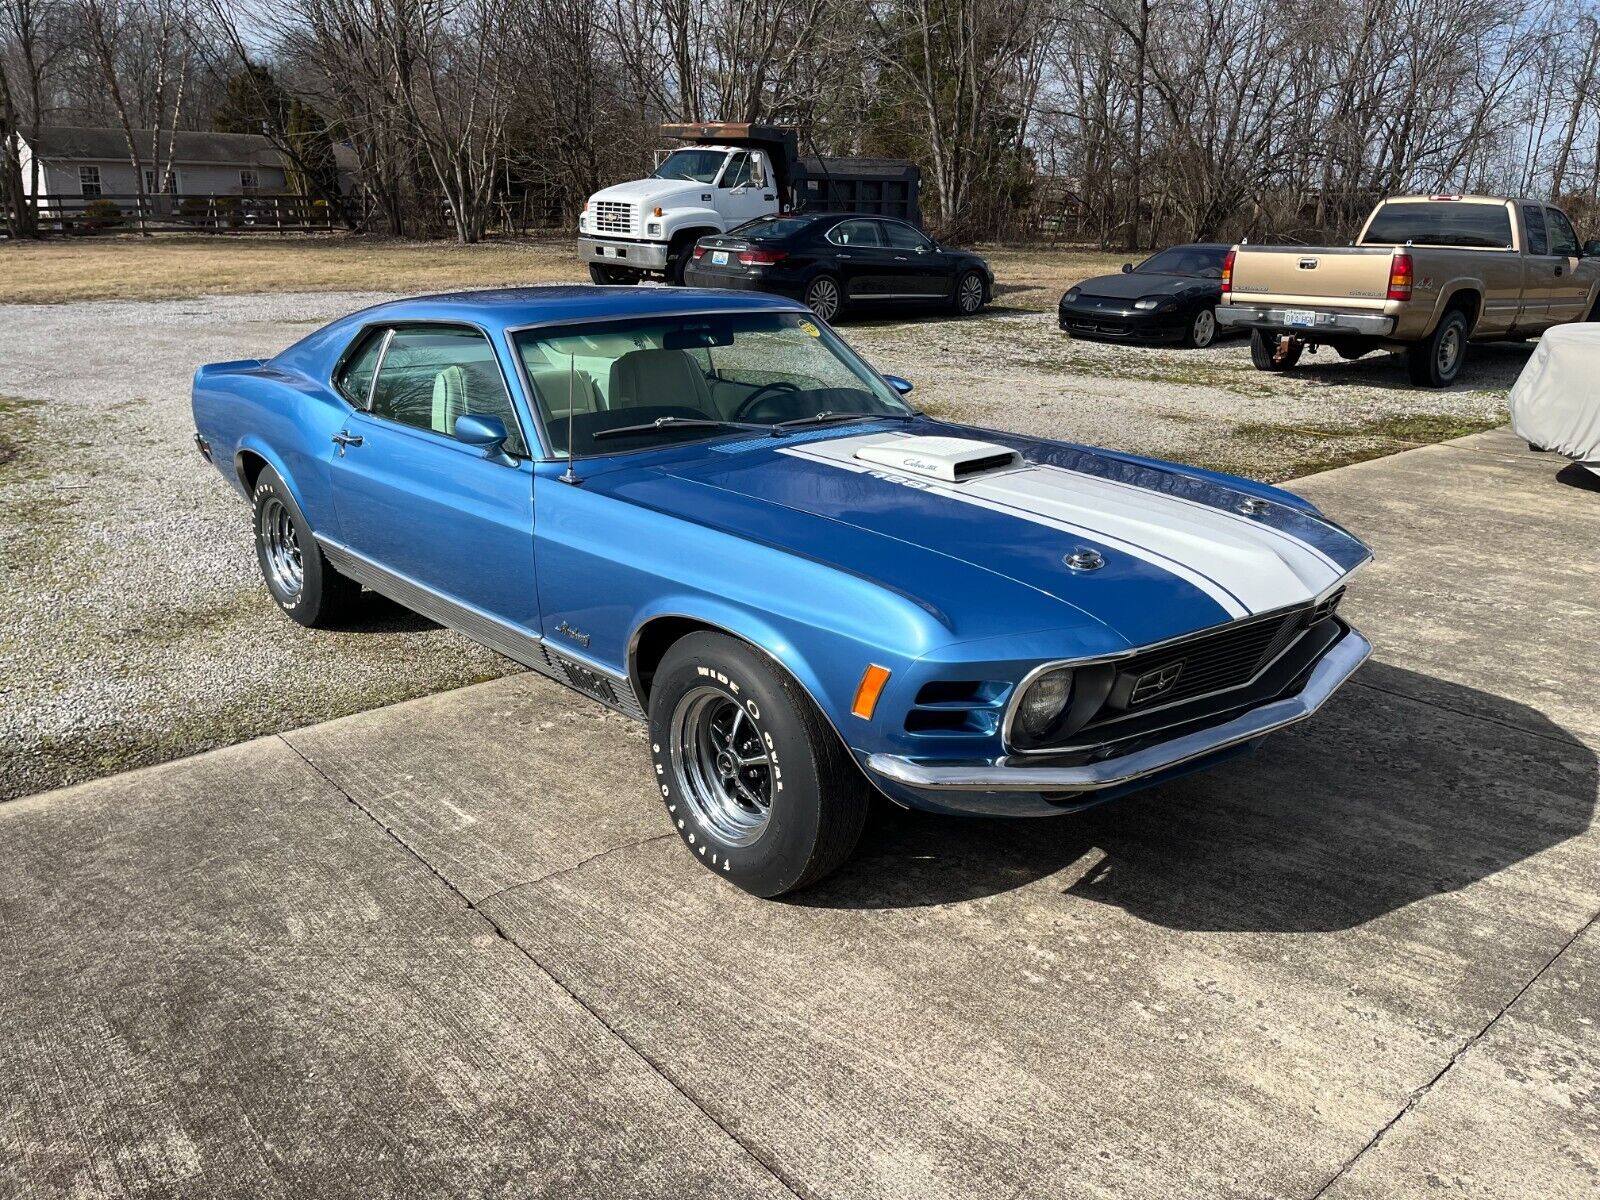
732 380 802 422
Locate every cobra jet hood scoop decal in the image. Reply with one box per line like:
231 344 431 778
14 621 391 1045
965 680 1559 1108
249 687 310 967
854 435 1022 482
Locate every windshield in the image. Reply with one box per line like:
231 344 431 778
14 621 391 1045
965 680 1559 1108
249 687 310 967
1360 202 1513 249
1136 245 1226 277
653 148 730 184
514 311 912 456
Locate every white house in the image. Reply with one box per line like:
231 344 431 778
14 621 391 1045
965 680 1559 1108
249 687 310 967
15 126 288 202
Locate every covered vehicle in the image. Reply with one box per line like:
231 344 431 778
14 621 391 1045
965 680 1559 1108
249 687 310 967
1510 323 1600 476
1058 244 1230 347
192 286 1372 898
684 212 991 322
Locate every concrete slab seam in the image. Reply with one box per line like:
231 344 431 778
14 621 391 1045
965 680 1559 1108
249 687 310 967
273 734 809 1200
1347 677 1592 752
1305 901 1600 1199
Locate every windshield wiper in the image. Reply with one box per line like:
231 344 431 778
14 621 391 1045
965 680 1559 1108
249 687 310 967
773 410 918 429
592 416 775 441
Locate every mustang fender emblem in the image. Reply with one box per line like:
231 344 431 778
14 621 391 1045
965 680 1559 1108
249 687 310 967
556 620 591 647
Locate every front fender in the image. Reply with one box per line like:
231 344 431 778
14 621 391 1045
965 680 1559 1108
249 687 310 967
660 210 724 240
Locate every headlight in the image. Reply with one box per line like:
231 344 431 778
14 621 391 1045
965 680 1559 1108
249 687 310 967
1064 287 1080 302
578 214 588 231
1015 667 1074 741
1133 296 1161 310
647 222 663 236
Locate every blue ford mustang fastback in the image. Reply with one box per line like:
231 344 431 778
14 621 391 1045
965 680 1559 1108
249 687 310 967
192 286 1372 896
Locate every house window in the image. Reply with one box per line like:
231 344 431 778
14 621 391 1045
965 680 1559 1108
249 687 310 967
240 169 259 193
78 166 101 198
143 169 177 195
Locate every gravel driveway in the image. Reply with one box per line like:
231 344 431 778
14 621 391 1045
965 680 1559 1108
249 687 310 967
0 291 1518 798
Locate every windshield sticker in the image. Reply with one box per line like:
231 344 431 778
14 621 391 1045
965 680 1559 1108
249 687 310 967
798 319 821 338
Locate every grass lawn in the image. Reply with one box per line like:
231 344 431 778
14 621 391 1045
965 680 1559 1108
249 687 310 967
0 232 1125 307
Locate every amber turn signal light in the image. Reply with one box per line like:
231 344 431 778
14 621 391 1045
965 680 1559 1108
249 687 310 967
851 664 892 720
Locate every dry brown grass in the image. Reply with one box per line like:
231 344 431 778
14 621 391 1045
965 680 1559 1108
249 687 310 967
1 232 1128 306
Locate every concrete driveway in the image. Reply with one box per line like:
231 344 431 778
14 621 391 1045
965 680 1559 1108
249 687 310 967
2 430 1596 1199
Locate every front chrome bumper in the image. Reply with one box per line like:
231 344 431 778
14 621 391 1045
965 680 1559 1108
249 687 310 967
577 236 670 271
866 629 1371 794
1216 304 1394 337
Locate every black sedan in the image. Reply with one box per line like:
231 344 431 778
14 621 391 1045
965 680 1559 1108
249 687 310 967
684 212 993 323
1058 244 1230 347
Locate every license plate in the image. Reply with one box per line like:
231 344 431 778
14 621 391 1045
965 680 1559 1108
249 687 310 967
1286 309 1316 328
712 250 729 265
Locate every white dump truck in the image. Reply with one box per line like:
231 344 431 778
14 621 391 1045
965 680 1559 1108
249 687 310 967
577 123 921 286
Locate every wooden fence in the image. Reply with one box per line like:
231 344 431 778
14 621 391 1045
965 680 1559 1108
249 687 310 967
14 193 350 235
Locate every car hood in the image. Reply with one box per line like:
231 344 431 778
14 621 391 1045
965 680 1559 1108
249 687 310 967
588 178 712 209
603 422 1370 654
1069 272 1215 301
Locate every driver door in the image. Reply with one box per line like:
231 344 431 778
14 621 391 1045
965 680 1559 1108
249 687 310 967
718 152 770 229
328 323 539 631
877 219 950 298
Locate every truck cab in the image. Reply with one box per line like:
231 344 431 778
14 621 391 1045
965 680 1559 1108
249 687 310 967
579 137 779 286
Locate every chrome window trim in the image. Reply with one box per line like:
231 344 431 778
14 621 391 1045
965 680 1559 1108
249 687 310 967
999 577 1355 755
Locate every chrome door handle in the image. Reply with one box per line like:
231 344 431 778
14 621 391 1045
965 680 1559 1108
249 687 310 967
837 252 853 259
894 256 908 261
332 431 363 448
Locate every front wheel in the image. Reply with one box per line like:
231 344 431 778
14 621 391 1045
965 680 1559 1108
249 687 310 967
804 274 843 323
1407 310 1468 387
1250 328 1303 371
1183 306 1217 348
252 466 360 627
953 269 987 316
589 264 639 285
648 632 869 897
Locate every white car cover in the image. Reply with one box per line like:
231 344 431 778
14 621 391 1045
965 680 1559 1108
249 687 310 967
1509 323 1600 464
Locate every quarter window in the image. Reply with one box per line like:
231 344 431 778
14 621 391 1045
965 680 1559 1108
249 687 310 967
78 166 101 198
1547 207 1579 257
828 219 882 247
368 325 527 456
1522 204 1548 255
334 328 388 407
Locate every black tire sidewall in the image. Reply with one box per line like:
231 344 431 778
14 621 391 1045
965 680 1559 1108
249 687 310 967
648 634 830 897
252 467 331 626
1417 311 1467 386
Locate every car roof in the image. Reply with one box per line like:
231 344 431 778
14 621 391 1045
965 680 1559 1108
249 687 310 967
337 284 807 332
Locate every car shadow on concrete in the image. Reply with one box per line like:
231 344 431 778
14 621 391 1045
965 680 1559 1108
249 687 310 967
1556 462 1600 492
798 662 1596 931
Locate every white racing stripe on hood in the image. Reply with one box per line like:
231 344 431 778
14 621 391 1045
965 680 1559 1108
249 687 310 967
780 434 1347 617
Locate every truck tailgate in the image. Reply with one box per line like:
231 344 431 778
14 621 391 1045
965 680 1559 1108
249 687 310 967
1231 246 1395 309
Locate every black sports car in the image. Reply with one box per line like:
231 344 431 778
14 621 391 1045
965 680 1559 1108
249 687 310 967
1058 244 1230 347
684 212 993 323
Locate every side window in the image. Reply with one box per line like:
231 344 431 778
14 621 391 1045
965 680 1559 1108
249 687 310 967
828 220 882 247
1522 204 1548 255
721 152 750 189
369 325 527 456
334 328 388 407
1547 207 1579 257
879 221 932 251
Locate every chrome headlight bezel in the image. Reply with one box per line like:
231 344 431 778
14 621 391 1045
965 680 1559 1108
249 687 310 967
1009 665 1076 744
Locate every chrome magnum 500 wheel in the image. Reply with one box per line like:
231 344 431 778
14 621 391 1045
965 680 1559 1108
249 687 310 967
251 465 359 628
648 632 869 897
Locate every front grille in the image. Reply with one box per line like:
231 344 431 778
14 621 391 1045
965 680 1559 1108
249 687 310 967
1111 607 1308 711
592 201 634 235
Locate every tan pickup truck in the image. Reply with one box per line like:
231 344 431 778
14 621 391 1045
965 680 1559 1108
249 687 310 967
1216 195 1600 386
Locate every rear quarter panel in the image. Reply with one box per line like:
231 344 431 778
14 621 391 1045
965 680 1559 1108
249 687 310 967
191 360 349 531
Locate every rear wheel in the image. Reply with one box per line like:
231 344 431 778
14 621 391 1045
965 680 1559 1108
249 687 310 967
252 466 360 628
953 269 986 316
804 274 843 323
648 632 869 897
1183 306 1217 348
1407 309 1468 387
1250 328 1303 371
